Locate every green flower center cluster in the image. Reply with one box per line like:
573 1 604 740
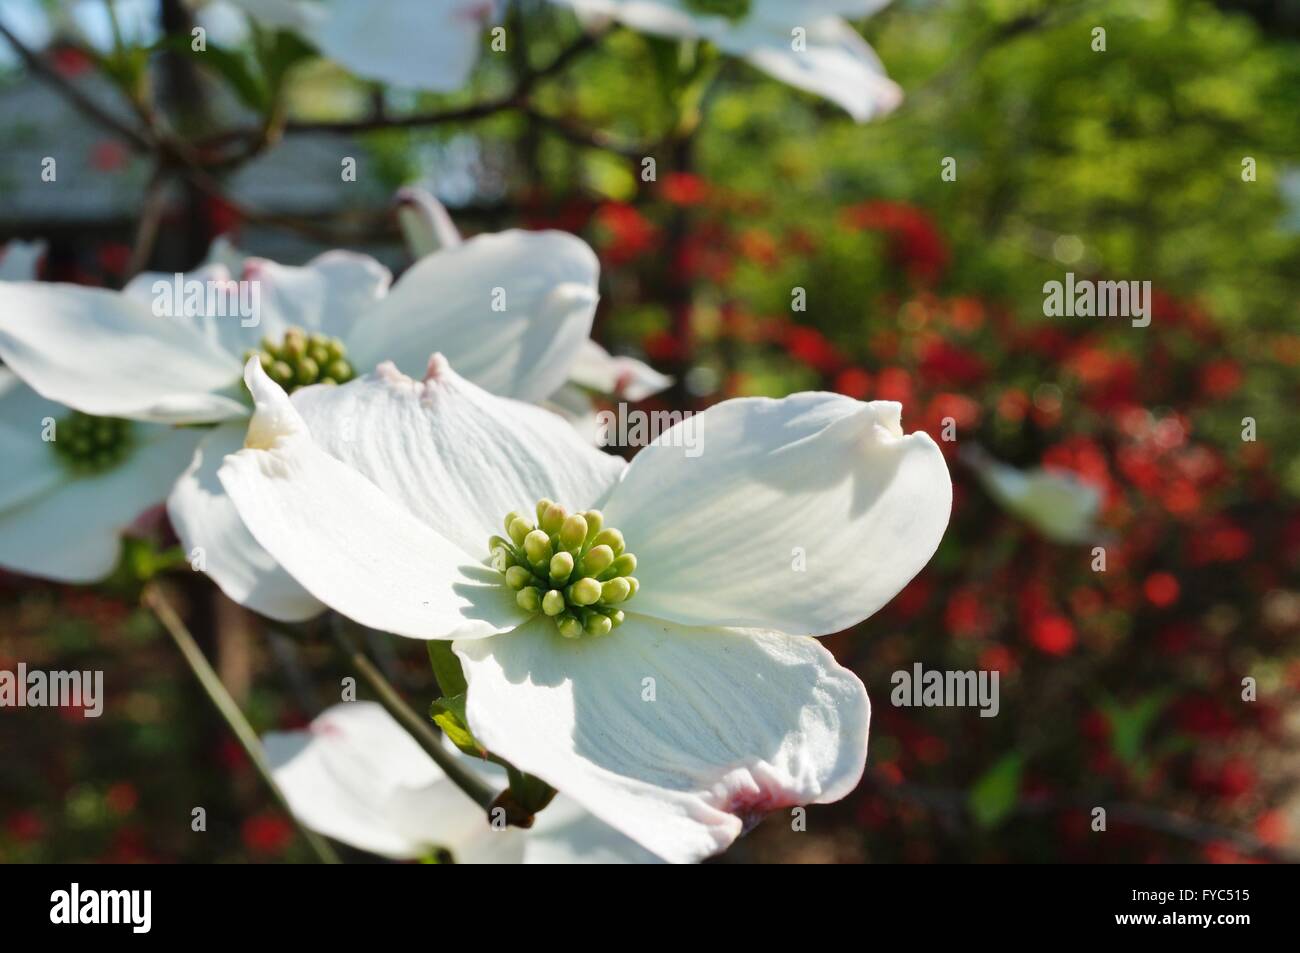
51 411 133 474
490 500 640 639
246 327 354 393
684 0 751 19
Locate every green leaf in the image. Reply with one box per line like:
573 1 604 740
968 753 1023 829
429 694 482 757
1102 690 1172 765
187 42 269 112
426 641 467 697
258 30 315 88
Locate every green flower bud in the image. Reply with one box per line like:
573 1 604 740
296 356 320 386
556 613 583 639
608 609 625 628
541 502 567 535
610 553 637 577
542 590 566 616
625 576 640 599
505 566 532 590
282 331 306 360
549 551 575 585
535 498 556 523
523 529 553 566
591 528 625 555
582 509 604 542
507 517 532 546
559 514 588 552
516 587 542 613
270 360 294 387
601 577 631 604
569 577 601 606
585 612 613 637
581 544 615 577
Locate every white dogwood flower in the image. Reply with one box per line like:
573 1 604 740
551 0 902 121
0 230 600 610
961 445 1103 544
211 0 503 91
218 353 951 862
265 701 659 863
0 242 203 582
395 186 672 416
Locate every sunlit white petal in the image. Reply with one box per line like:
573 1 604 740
219 360 523 640
290 356 625 557
602 393 951 635
346 230 600 403
456 613 870 863
167 421 326 622
0 282 243 423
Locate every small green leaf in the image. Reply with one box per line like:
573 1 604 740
1102 690 1172 765
968 753 1023 829
429 694 482 757
427 641 467 697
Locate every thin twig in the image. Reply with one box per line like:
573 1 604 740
331 620 501 816
124 165 170 280
142 583 342 864
0 21 153 152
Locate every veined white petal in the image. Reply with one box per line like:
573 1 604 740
0 423 203 583
291 356 625 557
345 230 600 403
265 701 656 863
568 339 673 401
124 251 391 361
218 360 523 640
456 614 870 864
238 251 392 344
167 421 326 622
0 281 243 423
602 393 952 636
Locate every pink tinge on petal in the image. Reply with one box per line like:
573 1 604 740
711 765 810 834
423 352 452 383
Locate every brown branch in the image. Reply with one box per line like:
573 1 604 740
0 21 154 152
